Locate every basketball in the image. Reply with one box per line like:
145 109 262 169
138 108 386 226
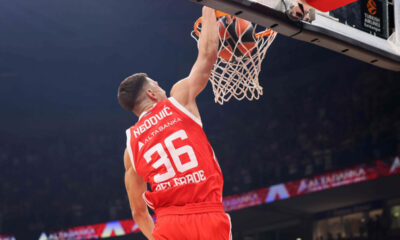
217 16 234 62
217 16 256 61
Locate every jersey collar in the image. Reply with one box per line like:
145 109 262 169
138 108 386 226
138 103 157 120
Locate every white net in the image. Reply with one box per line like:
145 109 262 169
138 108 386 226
191 15 277 105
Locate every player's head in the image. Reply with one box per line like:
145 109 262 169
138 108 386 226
118 73 167 116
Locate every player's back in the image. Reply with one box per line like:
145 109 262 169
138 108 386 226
126 97 224 215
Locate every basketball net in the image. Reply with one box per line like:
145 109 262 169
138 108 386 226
191 11 277 105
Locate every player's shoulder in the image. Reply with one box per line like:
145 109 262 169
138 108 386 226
167 97 203 127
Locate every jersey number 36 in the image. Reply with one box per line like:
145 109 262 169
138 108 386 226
143 130 198 183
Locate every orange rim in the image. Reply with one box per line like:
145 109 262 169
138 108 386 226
193 10 274 38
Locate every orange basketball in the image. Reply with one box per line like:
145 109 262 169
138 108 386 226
217 16 235 62
217 16 256 61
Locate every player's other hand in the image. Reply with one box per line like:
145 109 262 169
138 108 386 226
202 6 216 16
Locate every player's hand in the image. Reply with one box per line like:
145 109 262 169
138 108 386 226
202 6 216 17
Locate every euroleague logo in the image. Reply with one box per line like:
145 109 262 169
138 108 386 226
367 0 377 15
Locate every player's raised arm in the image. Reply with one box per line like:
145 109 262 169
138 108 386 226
170 6 218 117
124 149 155 240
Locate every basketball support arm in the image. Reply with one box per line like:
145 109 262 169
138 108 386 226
191 0 400 71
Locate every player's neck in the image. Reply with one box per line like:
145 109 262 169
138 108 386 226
137 100 157 118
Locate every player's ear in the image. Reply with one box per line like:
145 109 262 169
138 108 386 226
146 89 157 101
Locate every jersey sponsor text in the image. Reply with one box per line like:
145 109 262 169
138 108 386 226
133 106 173 138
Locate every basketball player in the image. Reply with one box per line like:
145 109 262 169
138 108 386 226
117 6 231 240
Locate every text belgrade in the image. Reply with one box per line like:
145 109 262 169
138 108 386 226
155 170 206 191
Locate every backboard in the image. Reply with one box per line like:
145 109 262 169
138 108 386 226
191 0 400 71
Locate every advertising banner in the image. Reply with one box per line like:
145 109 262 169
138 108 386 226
0 236 16 240
37 219 145 240
223 156 399 211
329 0 389 39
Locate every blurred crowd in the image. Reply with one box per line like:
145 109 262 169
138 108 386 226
0 129 126 234
0 68 399 235
215 69 400 195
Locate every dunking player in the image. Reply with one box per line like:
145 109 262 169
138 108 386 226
117 7 231 240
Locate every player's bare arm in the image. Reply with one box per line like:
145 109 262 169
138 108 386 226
124 149 155 240
170 6 218 119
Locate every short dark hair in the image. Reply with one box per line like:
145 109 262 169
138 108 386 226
118 73 149 112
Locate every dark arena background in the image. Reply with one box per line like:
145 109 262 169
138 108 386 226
1 0 400 239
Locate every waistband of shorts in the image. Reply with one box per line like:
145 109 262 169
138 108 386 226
155 202 225 217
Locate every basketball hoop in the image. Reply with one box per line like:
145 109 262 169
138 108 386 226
191 11 277 105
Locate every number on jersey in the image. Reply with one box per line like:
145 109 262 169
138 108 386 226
143 130 198 183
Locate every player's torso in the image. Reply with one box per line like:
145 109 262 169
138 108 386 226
126 97 223 210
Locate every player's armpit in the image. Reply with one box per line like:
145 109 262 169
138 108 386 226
124 149 155 239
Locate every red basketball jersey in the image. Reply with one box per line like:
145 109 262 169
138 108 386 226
126 97 224 212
